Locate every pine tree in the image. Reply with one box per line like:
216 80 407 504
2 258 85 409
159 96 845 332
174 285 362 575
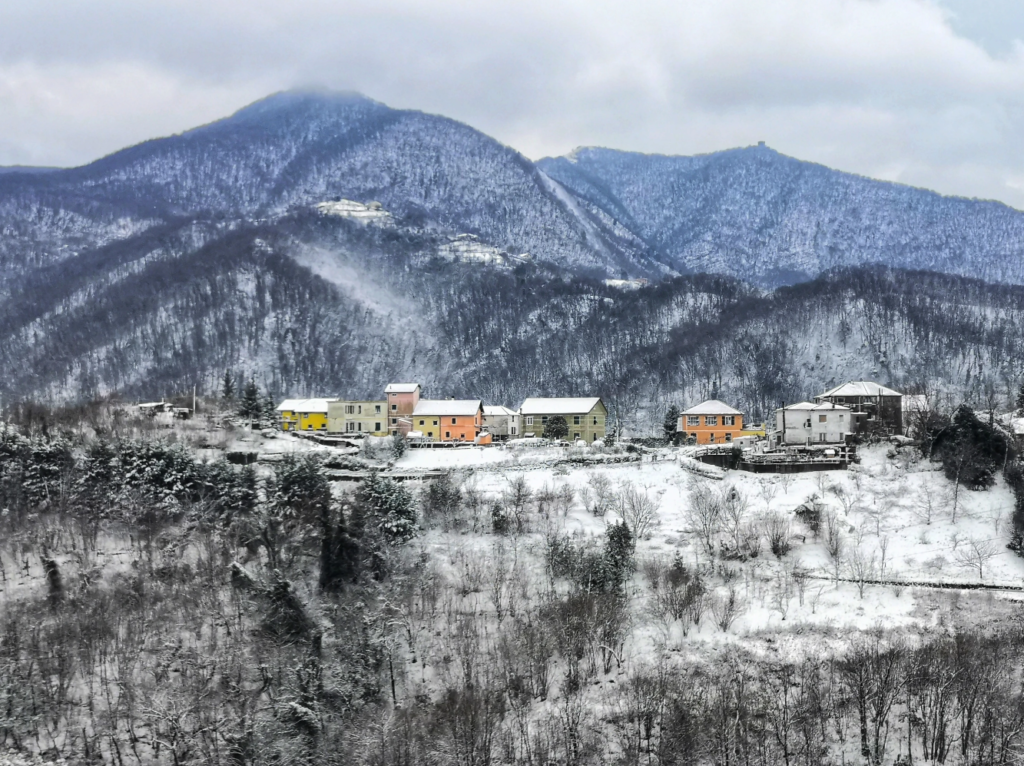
221 370 236 400
663 405 681 444
544 415 569 440
1016 381 1024 416
261 392 277 423
360 473 416 544
238 379 261 423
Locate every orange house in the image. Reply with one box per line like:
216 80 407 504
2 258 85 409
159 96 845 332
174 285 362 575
412 400 484 442
678 400 744 445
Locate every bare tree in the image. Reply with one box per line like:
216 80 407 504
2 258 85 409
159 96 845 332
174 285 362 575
502 473 533 534
710 587 742 632
758 478 779 513
833 483 861 517
720 485 750 557
824 510 845 585
617 480 661 540
762 512 793 558
687 479 722 558
772 568 793 620
847 547 877 599
954 538 998 580
912 481 945 525
579 472 616 517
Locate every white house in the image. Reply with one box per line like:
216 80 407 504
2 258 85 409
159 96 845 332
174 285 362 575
483 405 520 440
771 401 852 447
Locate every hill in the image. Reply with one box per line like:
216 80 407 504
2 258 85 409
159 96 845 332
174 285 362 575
539 145 1024 286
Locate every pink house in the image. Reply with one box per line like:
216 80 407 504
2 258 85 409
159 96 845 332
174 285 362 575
385 383 421 435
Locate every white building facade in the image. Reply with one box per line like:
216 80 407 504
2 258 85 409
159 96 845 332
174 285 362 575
772 402 852 447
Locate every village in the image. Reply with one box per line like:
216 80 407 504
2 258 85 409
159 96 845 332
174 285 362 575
266 380 917 474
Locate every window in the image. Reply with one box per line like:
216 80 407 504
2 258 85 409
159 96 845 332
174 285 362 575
686 415 700 427
593 416 598 426
445 431 451 439
346 422 355 432
574 432 580 440
419 420 425 426
357 405 362 414
375 422 381 431
375 405 381 413
345 405 355 415
391 418 397 425
573 415 581 425
460 433 466 439
819 433 827 443
511 426 517 435
526 416 534 425
357 423 363 432
705 416 718 426
709 433 716 443
725 433 732 442
542 416 549 425
722 415 735 426
839 414 844 421
451 418 457 425
433 420 438 426
819 414 827 423
391 404 397 411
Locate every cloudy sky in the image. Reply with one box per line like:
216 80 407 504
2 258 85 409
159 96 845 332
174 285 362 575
3 0 1024 207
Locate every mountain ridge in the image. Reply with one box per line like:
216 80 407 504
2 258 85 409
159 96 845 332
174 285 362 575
3 89 1024 410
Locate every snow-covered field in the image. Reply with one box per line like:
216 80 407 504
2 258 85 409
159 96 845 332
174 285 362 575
393 442 1024 645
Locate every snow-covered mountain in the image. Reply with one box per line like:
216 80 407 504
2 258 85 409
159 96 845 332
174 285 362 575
5 89 1024 408
0 91 652 288
539 145 1024 286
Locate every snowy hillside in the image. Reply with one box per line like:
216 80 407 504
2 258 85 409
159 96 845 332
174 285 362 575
5 90 1024 408
539 145 1024 286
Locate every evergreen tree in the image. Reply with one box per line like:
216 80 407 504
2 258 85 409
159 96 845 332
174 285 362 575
238 379 262 423
221 370 236 400
261 391 277 423
360 473 416 544
544 415 569 440
663 405 681 444
604 520 635 589
390 432 408 460
1017 381 1024 416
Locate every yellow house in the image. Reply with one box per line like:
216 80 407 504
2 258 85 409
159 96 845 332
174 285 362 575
327 400 389 436
275 398 335 431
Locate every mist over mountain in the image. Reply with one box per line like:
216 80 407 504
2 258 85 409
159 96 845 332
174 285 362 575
2 89 1024 415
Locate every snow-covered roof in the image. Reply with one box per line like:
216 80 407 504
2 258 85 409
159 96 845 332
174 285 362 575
776 401 851 412
680 399 743 416
413 399 483 417
519 397 603 415
818 381 902 398
385 383 420 394
483 405 517 417
276 398 333 413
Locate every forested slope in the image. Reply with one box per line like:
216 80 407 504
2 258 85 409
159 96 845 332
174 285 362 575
4 207 1024 426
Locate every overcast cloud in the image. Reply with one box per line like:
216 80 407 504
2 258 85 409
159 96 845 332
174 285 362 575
3 0 1024 207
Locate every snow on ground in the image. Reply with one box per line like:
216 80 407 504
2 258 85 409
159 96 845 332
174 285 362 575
392 442 1024 653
